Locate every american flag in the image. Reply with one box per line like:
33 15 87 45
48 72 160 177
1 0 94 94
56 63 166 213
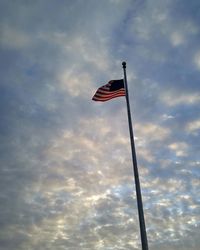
92 79 126 102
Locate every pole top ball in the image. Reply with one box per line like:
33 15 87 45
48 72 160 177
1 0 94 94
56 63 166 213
122 61 126 68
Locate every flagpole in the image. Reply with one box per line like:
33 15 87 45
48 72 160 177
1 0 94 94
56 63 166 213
122 61 149 250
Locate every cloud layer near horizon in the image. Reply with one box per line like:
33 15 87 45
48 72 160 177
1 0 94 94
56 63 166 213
0 1 200 249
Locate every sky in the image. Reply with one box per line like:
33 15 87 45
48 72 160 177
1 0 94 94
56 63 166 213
0 0 200 249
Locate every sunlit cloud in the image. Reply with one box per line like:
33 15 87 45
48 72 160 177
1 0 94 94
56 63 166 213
59 69 93 97
168 142 189 157
135 123 170 142
160 91 200 107
186 119 200 135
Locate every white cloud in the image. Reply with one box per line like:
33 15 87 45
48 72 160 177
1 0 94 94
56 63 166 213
138 148 156 163
133 123 170 163
170 31 185 46
1 0 200 249
47 32 111 72
186 119 200 134
135 123 170 142
169 21 198 47
59 67 93 97
168 142 189 157
161 114 175 120
160 91 200 107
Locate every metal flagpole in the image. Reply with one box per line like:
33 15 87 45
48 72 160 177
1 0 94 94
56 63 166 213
122 61 149 250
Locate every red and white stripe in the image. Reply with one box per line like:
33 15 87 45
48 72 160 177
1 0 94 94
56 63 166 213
92 84 125 102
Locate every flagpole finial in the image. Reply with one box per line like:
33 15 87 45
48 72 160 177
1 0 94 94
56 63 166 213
122 61 126 68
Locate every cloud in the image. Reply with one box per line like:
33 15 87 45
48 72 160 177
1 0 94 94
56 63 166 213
160 91 200 107
170 32 185 46
0 0 200 249
194 51 200 70
168 142 189 157
186 119 200 134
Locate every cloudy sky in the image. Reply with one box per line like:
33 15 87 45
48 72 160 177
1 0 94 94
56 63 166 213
0 0 200 249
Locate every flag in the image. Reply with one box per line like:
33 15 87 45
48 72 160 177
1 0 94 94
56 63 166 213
92 79 125 102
